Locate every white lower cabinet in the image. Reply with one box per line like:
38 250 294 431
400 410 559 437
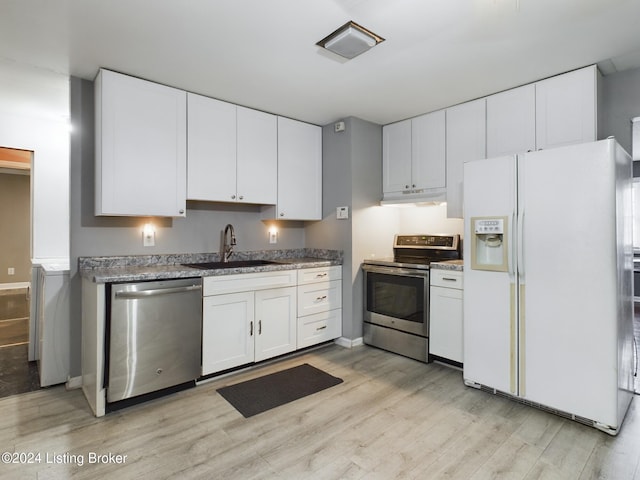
201 270 296 376
429 269 463 364
254 287 297 362
201 266 342 376
296 266 342 348
202 291 255 374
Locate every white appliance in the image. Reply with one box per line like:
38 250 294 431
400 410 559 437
37 262 70 387
463 139 635 435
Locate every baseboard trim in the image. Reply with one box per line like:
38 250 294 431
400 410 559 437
66 376 83 390
335 337 364 348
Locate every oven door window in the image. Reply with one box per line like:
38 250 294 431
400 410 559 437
366 272 425 323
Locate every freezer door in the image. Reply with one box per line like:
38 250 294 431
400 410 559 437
463 155 518 394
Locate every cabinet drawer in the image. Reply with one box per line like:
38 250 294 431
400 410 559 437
297 266 341 285
297 280 341 317
430 270 463 289
203 270 296 296
297 309 342 348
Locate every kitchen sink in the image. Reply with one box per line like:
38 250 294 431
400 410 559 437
181 259 281 270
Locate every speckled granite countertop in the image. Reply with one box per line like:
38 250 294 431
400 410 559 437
80 249 343 283
430 259 463 271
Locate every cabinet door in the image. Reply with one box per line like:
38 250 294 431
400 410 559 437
445 98 486 218
412 110 446 190
202 291 254 375
382 120 412 194
237 106 277 204
429 286 463 363
486 84 536 157
276 117 322 220
254 286 297 362
95 69 187 217
186 93 237 202
535 66 597 150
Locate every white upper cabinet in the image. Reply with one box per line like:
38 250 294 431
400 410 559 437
186 93 237 202
446 98 486 218
95 69 187 217
486 65 598 158
535 66 597 150
236 106 277 205
412 110 446 191
275 117 322 220
383 119 412 193
486 84 536 158
383 111 445 201
188 101 277 205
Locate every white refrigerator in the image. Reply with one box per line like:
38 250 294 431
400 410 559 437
463 139 635 435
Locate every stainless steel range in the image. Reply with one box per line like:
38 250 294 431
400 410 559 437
362 234 461 362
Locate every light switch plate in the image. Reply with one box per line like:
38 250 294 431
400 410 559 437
336 206 349 219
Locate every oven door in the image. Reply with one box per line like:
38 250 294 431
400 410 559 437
362 264 429 337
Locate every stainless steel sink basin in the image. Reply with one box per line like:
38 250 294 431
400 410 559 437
181 259 280 270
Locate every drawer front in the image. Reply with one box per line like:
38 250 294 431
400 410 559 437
297 280 342 316
430 269 463 289
297 266 341 285
203 270 296 296
297 309 342 348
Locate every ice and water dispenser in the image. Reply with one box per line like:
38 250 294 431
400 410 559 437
470 217 508 272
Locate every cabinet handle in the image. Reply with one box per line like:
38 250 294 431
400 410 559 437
315 295 328 302
316 325 327 331
239 195 244 200
258 320 262 335
315 273 328 278
412 184 416 188
231 195 236 200
280 212 285 217
178 209 184 214
442 277 458 282
250 321 253 336
405 185 410 189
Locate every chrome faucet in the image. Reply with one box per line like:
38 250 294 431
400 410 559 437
222 224 236 262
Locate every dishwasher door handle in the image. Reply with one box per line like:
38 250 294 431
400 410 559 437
114 284 202 299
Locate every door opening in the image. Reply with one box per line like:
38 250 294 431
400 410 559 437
0 146 39 398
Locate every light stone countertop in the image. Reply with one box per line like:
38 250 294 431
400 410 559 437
79 249 342 283
430 259 463 271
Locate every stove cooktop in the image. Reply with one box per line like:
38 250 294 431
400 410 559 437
363 233 461 270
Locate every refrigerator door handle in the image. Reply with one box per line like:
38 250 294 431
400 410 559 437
509 211 517 278
517 209 525 280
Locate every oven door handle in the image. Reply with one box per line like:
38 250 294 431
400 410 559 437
363 266 429 278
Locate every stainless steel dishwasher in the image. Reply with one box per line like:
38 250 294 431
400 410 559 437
107 278 202 404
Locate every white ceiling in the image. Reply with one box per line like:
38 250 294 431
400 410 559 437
2 0 640 126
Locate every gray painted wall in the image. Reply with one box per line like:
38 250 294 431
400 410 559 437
600 66 640 154
68 77 307 375
306 117 398 340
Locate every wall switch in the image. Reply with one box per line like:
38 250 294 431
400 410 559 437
269 230 278 244
7 267 15 275
336 206 349 219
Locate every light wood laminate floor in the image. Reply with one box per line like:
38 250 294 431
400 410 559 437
1 344 639 480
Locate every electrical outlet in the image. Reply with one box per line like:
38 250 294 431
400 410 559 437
7 267 15 275
336 206 349 219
